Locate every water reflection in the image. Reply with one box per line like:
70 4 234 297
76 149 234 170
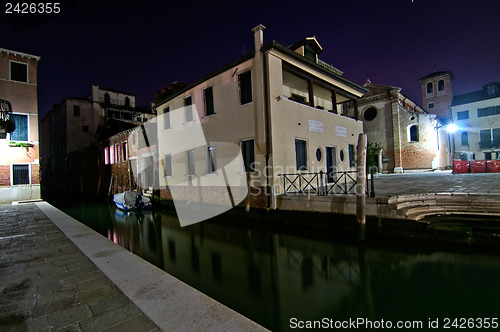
61 202 500 331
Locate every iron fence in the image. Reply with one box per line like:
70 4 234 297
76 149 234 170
280 170 360 196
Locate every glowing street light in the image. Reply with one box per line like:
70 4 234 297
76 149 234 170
446 123 458 133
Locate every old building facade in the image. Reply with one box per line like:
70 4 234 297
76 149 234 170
348 82 439 173
0 48 41 203
153 26 366 215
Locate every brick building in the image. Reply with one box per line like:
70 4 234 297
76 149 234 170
0 48 41 203
348 81 439 173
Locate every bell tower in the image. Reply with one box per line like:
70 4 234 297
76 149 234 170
418 71 454 120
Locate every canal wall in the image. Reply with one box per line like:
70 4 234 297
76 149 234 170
276 192 500 221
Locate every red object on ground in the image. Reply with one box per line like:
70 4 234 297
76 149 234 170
470 160 487 173
453 160 469 173
487 160 500 173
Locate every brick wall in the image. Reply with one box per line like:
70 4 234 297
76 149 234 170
0 165 10 186
31 164 40 185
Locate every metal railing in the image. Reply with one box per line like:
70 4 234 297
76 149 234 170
280 170 359 196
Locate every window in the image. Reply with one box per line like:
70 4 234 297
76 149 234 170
73 105 80 116
110 146 115 164
184 96 193 122
480 129 491 148
295 139 307 170
478 105 500 117
122 142 128 161
348 144 355 167
428 102 435 110
10 61 27 83
241 139 255 172
115 144 121 163
409 125 419 142
207 146 216 173
438 80 445 94
426 82 433 95
82 125 89 133
164 154 172 177
238 71 252 105
104 93 110 105
204 87 215 116
187 149 195 175
315 148 322 162
104 147 109 164
125 97 130 108
12 164 29 185
493 128 500 144
457 110 469 120
339 149 345 162
363 107 377 121
485 152 492 160
461 132 468 146
10 114 28 141
163 107 170 129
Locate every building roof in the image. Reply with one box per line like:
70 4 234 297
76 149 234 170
452 82 500 106
0 47 41 61
362 82 427 114
418 71 454 82
288 37 323 54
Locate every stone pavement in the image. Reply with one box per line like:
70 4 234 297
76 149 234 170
0 202 266 332
0 203 160 332
372 170 500 196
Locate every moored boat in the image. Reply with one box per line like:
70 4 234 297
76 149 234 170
113 190 151 212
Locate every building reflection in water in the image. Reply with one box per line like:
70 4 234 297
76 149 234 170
103 207 500 332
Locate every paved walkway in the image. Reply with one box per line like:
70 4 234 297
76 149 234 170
0 203 160 332
0 202 266 332
372 171 500 196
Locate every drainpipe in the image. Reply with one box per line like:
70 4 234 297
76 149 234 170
252 24 273 209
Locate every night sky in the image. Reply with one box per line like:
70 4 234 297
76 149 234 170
2 0 500 118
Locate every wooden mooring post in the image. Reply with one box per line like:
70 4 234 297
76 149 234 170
356 133 367 240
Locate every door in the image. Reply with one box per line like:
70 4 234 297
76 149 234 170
326 147 337 183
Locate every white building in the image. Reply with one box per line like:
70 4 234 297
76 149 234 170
154 26 367 216
450 82 500 160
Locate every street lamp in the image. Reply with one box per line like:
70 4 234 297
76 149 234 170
445 123 458 133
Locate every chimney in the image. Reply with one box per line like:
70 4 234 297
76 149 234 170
252 24 266 53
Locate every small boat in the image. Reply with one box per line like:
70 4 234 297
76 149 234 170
113 191 152 212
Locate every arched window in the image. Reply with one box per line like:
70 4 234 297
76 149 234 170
438 80 445 91
104 93 110 105
461 132 468 146
409 125 419 142
426 82 433 95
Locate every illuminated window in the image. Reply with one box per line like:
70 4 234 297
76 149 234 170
104 147 109 164
122 142 128 161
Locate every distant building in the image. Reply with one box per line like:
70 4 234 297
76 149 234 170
41 85 155 196
347 81 439 173
153 26 367 210
0 48 41 203
450 82 500 161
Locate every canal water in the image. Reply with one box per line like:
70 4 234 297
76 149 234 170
52 200 500 331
